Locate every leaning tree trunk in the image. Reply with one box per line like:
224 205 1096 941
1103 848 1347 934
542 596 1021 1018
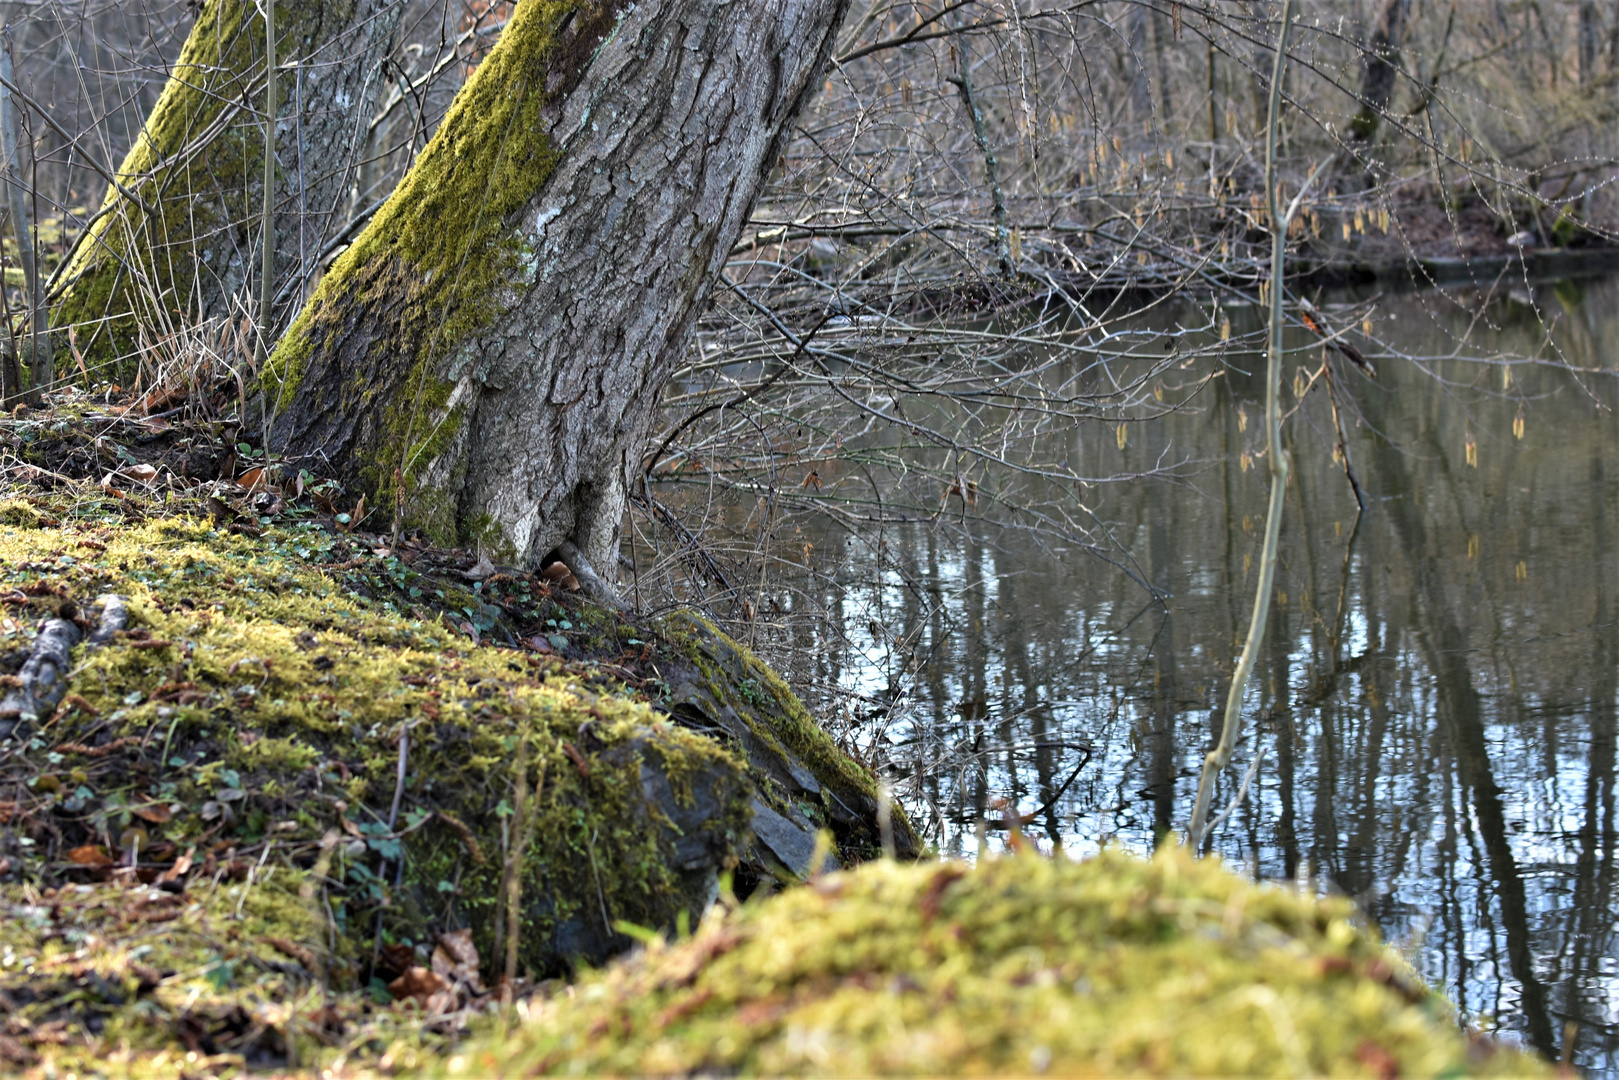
268 0 852 593
51 0 405 372
1351 0 1407 140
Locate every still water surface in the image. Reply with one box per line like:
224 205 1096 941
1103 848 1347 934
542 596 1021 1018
722 273 1619 1070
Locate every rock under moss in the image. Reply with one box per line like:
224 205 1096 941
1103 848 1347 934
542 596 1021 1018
0 492 903 1038
411 847 1550 1078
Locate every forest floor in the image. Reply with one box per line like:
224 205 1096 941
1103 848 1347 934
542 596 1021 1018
0 395 1563 1078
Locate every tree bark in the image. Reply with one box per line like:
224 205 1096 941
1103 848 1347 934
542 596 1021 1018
51 0 405 371
267 0 852 593
1579 0 1600 86
1351 0 1407 140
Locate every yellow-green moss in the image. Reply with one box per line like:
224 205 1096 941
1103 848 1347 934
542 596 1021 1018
53 0 343 369
266 0 627 522
414 847 1548 1078
0 870 337 1077
0 513 751 980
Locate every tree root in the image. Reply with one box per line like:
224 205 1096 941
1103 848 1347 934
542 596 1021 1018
556 540 624 610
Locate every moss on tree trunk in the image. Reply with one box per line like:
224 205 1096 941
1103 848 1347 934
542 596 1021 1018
51 0 404 374
266 0 853 578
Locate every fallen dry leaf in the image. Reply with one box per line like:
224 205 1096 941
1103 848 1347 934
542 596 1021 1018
240 467 285 496
431 927 483 990
132 802 172 824
156 847 194 885
388 965 449 1007
67 844 114 868
376 942 416 982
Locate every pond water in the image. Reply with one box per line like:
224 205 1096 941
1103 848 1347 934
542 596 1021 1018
659 270 1619 1069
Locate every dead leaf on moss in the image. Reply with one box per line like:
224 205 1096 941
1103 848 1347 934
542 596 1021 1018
157 847 194 886
132 802 172 824
389 965 449 1007
376 942 416 982
1356 1040 1400 1080
238 466 274 493
67 844 114 868
432 928 483 991
918 864 967 924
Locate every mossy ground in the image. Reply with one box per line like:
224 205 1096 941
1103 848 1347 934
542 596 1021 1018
419 847 1552 1079
0 422 897 1074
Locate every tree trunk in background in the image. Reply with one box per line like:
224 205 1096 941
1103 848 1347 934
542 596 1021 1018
1148 4 1174 126
51 0 405 372
1579 0 1599 86
1126 3 1154 130
267 0 852 592
1351 0 1407 140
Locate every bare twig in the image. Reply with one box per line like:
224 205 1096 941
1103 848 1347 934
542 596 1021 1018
1188 0 1295 852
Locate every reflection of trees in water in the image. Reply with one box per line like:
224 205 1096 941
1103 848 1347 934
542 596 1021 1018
669 284 1619 1070
1366 407 1558 1058
787 287 1619 1070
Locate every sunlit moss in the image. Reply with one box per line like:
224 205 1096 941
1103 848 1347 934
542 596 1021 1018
419 847 1549 1078
0 511 751 984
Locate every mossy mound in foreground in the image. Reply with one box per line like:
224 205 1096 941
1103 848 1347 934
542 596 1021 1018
0 487 914 1079
411 847 1549 1079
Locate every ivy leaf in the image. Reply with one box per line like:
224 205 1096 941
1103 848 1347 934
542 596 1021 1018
367 835 403 861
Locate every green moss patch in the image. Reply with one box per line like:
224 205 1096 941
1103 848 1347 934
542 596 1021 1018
1 871 327 1075
422 847 1548 1078
0 467 916 1075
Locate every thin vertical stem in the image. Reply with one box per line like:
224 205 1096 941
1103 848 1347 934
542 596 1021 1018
502 738 532 993
1188 0 1294 851
0 21 45 397
258 0 277 369
1207 34 1218 150
947 39 1012 277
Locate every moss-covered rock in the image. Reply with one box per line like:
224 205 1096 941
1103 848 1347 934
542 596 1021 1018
0 485 911 1078
0 514 757 974
415 847 1550 1078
